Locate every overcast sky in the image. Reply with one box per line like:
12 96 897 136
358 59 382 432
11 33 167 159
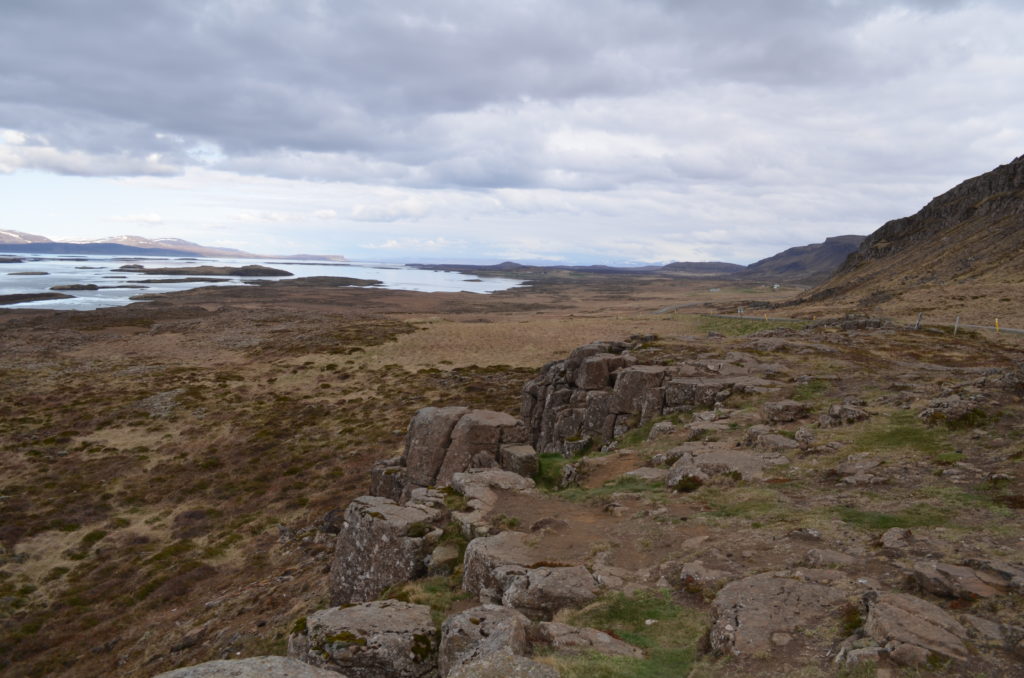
1 0 1022 264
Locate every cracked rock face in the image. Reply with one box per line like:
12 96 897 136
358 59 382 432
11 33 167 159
153 656 342 678
460 531 597 620
329 494 447 605
386 407 531 495
521 341 780 455
862 591 968 664
912 560 1004 600
439 604 530 676
709 571 848 656
288 600 439 678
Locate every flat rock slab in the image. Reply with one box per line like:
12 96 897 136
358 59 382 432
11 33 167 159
710 571 849 656
913 560 1003 600
666 444 789 490
289 600 438 678
622 467 669 483
862 591 968 663
533 622 643 658
450 469 536 537
153 657 341 678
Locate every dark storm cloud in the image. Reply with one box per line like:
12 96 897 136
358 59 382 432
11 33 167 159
0 0 990 183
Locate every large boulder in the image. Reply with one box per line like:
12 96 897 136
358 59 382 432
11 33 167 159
501 565 599 620
153 657 341 678
404 407 470 487
398 407 529 490
861 591 968 664
709 571 849 656
461 531 597 619
760 400 809 424
288 601 439 678
437 410 528 485
329 493 447 605
439 604 530 676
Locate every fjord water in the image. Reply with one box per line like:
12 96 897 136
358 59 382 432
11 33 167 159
0 254 522 310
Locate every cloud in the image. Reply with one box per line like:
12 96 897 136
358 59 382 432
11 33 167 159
2 2 1024 263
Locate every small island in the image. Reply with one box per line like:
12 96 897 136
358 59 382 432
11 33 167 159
0 292 74 305
115 264 293 276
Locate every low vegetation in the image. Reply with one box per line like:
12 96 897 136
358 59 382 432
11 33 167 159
545 591 706 678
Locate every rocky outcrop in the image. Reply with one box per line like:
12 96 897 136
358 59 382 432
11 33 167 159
522 342 779 455
438 605 530 676
153 657 342 678
818 402 870 427
760 400 808 424
329 492 447 605
912 560 1005 600
461 531 598 620
449 469 536 538
371 407 532 499
288 601 439 678
861 591 968 664
665 443 790 491
709 570 850 656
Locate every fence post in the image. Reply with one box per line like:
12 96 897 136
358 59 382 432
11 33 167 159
953 315 960 336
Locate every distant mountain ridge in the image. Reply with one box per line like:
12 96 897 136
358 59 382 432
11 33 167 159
739 235 865 284
0 229 346 261
409 235 866 283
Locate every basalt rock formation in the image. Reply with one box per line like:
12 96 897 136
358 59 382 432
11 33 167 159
798 154 1024 322
521 340 779 455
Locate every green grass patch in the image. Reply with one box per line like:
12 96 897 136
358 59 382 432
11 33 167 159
835 504 948 530
558 476 666 504
382 575 469 626
536 453 572 491
548 591 706 678
792 378 830 402
853 411 951 456
697 486 797 524
698 316 808 337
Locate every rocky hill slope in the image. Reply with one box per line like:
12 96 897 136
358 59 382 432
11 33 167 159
796 155 1024 324
739 235 865 284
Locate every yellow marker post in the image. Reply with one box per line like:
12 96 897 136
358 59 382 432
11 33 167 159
996 318 1000 333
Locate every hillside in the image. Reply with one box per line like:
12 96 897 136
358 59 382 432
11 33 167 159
70 235 253 259
796 155 1024 325
738 235 865 284
0 229 53 245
